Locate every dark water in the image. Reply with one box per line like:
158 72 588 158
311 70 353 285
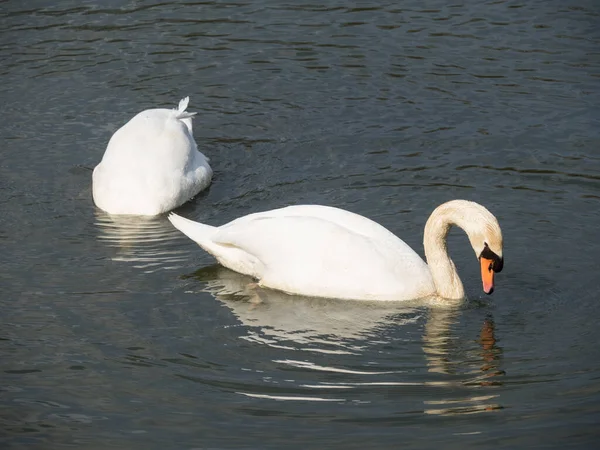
2 0 600 448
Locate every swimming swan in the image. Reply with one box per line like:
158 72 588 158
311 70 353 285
92 97 212 215
168 200 504 301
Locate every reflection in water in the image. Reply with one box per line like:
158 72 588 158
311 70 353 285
478 317 505 386
190 265 505 413
94 211 190 272
423 309 504 415
190 265 421 354
422 309 503 378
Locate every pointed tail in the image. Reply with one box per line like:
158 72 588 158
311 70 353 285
174 96 197 120
168 213 216 246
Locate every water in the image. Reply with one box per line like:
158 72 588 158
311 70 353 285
1 0 599 448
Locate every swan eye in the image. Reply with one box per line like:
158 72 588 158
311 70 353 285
480 243 503 273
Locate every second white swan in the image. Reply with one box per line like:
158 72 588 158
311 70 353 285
168 200 504 302
93 97 212 216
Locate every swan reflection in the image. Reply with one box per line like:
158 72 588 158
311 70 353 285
95 211 191 272
190 265 422 353
423 309 504 414
189 265 504 414
423 309 501 376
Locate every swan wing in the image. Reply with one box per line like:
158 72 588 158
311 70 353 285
175 206 434 301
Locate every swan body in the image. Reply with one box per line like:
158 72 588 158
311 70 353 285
92 97 212 215
169 200 504 302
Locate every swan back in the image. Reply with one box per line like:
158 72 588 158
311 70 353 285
92 97 212 216
170 206 435 301
170 201 503 302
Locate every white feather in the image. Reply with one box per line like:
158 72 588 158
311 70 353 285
92 97 212 216
169 201 503 302
169 205 434 301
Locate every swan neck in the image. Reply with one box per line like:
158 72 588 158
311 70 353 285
423 206 465 300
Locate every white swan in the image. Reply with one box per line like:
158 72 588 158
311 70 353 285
168 200 504 302
92 97 212 215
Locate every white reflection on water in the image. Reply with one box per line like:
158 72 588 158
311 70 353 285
192 265 422 353
424 395 501 416
238 393 345 402
94 211 191 272
190 265 504 414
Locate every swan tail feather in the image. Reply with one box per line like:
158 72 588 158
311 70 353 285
168 213 216 246
177 96 190 112
174 96 197 120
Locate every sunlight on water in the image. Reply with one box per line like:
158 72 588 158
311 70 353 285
424 395 501 416
274 360 399 375
237 393 346 402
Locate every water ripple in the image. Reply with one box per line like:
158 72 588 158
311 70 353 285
94 212 192 273
2 0 599 447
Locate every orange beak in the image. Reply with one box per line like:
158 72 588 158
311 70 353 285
480 257 495 294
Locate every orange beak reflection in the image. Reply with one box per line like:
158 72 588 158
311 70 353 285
480 257 495 294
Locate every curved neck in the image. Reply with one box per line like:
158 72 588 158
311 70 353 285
423 205 465 300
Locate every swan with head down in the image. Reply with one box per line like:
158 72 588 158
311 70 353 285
92 97 212 216
168 200 503 302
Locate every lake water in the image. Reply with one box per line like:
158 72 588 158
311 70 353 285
2 0 599 448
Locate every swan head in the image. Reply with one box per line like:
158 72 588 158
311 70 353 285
459 202 503 295
424 200 504 300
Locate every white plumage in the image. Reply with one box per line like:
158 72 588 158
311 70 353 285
169 205 434 301
93 97 212 215
168 201 504 302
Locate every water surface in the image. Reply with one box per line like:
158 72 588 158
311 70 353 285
1 0 599 448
